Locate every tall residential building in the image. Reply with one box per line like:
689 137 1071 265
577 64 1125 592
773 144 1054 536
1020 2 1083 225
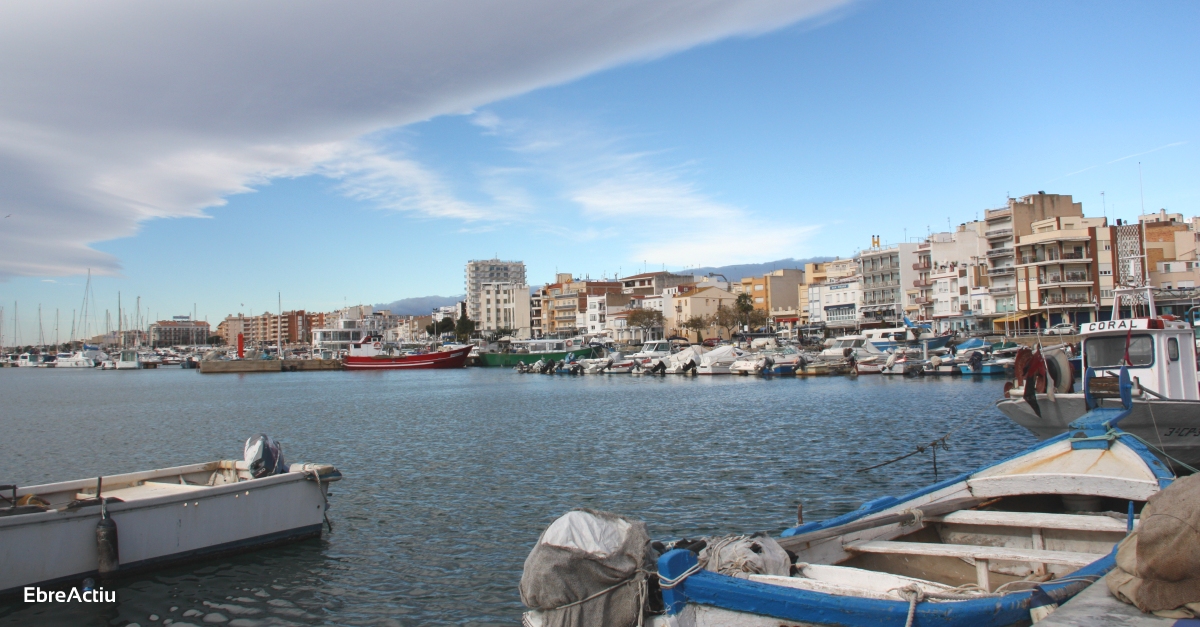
857 243 920 325
982 192 1084 316
1012 215 1118 328
479 282 532 338
465 259 526 323
535 274 623 337
738 269 806 329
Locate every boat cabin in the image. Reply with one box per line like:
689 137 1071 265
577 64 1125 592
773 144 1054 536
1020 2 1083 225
1080 317 1198 401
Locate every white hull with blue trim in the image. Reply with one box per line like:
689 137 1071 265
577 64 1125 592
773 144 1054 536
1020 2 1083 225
643 369 1175 627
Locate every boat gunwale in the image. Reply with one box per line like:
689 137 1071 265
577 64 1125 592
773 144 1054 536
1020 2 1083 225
1 463 340 529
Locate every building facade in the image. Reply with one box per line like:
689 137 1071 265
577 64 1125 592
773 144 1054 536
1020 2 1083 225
465 259 526 323
479 282 532 338
148 318 211 347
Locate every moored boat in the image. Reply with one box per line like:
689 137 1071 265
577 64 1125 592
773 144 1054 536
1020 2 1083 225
1 435 342 596
997 292 1200 469
521 367 1176 627
480 338 594 367
343 335 470 370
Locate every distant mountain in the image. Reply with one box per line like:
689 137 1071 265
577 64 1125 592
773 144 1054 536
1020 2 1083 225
684 257 836 282
375 295 464 316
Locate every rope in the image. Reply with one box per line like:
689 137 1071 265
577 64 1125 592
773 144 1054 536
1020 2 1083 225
546 574 641 611
306 466 333 531
856 402 994 474
658 562 703 589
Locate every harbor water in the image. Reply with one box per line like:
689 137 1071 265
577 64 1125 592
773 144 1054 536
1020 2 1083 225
0 368 1036 626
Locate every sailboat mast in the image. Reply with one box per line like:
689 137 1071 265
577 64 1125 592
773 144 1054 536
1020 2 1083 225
118 292 123 349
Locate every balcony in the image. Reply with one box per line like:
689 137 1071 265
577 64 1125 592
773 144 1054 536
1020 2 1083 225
1041 296 1093 307
986 247 1014 258
1041 272 1091 285
985 228 1013 239
990 286 1016 294
988 266 1014 275
913 261 931 271
911 297 931 305
985 207 1012 221
913 278 932 288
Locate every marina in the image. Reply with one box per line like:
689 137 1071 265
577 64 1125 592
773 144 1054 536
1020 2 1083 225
2 367 1038 625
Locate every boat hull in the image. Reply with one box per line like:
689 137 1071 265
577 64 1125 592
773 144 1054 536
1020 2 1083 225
343 346 471 370
480 348 594 367
997 394 1200 468
1 463 336 596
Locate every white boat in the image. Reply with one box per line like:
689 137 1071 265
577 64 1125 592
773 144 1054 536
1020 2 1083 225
862 322 952 351
0 438 341 595
54 352 96 368
997 288 1200 469
729 347 804 375
15 353 38 367
522 368 1176 627
114 349 142 370
820 335 884 360
695 345 744 375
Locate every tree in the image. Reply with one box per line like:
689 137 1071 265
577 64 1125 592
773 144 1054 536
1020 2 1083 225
626 308 665 339
206 335 225 345
437 317 455 335
425 322 437 336
454 315 477 342
682 315 709 343
735 293 754 316
712 304 739 339
746 308 769 332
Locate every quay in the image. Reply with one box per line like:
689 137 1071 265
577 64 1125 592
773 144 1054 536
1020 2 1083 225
198 359 342 374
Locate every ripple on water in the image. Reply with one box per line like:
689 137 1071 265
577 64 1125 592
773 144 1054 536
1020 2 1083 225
0 368 1030 625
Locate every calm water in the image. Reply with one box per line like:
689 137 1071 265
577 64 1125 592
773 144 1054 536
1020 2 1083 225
0 367 1034 626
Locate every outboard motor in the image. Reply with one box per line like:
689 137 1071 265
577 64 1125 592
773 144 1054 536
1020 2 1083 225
244 434 287 478
968 350 984 373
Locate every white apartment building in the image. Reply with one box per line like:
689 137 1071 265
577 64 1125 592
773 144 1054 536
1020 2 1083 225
807 277 863 332
480 281 531 338
465 259 526 322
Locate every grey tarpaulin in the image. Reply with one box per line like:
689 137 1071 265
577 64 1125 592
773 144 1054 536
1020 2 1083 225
698 533 791 578
520 508 652 627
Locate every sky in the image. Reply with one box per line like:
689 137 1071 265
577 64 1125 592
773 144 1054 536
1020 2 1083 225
1 0 1197 344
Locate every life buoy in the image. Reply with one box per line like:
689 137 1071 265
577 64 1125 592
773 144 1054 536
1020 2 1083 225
373 342 381 349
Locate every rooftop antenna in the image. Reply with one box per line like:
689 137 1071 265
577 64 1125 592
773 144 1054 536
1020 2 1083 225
1101 191 1107 222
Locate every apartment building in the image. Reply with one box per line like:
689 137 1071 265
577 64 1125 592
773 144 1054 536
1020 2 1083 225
807 276 863 332
858 244 919 325
465 259 526 322
1011 216 1118 328
217 310 324 346
738 268 806 329
148 317 211 347
618 271 695 296
479 281 531 338
670 287 737 338
535 274 623 337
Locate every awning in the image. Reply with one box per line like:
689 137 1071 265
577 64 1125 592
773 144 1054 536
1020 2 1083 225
991 312 1031 326
773 317 799 323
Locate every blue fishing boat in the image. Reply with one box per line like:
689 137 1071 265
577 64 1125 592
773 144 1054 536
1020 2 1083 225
642 367 1173 627
521 367 1178 627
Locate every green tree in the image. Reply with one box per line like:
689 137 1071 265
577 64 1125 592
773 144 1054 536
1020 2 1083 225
711 304 738 339
746 308 769 332
206 335 224 345
682 315 709 343
437 317 456 335
455 315 477 342
626 308 665 339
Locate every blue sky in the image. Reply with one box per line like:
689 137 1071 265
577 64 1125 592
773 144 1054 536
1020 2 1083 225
1 0 1197 343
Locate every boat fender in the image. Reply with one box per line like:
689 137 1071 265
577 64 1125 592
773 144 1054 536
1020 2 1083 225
885 353 897 369
96 496 119 575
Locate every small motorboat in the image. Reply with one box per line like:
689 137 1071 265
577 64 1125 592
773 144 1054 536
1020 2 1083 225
1 435 341 596
695 346 745 375
343 335 471 370
522 367 1176 627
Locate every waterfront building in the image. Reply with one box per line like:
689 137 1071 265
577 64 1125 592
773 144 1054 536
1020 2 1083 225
1012 215 1118 328
465 259 526 323
618 271 695 296
433 302 465 321
669 287 737 338
738 269 806 332
536 274 623 337
148 317 210 347
310 306 397 351
857 243 920 326
922 221 1004 333
807 276 863 334
480 281 531 338
982 192 1083 314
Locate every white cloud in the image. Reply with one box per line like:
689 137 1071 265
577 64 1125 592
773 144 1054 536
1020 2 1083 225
0 0 850 279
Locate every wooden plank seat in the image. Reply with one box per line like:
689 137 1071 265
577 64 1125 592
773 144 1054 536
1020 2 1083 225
928 510 1131 533
77 481 207 502
845 540 1104 592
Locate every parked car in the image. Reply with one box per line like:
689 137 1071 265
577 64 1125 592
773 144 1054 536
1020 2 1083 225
1043 322 1077 336
702 338 725 347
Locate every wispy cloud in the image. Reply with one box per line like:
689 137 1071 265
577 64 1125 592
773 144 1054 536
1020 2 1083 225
1047 141 1187 183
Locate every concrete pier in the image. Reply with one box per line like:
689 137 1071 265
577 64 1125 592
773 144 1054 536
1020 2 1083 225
198 359 342 374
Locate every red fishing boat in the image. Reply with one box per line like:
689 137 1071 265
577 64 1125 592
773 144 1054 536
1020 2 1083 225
342 335 471 370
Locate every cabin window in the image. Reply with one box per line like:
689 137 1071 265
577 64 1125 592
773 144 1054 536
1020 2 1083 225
1168 338 1179 362
1085 334 1154 368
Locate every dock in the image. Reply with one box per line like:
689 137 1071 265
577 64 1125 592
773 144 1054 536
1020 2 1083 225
1039 579 1180 627
198 359 342 374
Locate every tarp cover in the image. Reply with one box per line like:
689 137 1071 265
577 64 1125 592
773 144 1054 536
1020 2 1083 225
698 533 790 578
521 509 651 627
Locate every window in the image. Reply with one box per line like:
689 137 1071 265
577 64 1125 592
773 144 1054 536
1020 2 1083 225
1085 334 1153 368
1168 338 1179 362
755 284 764 291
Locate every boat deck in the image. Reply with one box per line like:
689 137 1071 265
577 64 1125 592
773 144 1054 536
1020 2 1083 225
1038 579 1177 627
